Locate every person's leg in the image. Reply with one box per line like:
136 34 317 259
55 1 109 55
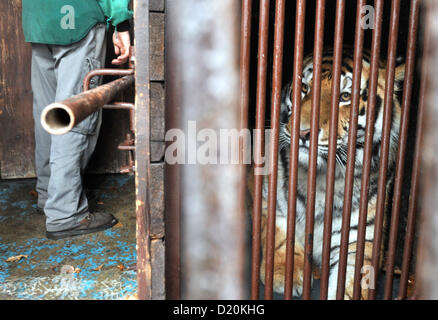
44 23 111 233
31 44 57 210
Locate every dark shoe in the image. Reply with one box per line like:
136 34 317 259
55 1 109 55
46 212 118 240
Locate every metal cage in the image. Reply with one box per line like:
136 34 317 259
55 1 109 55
164 0 438 300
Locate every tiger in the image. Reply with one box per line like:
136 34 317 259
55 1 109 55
250 48 405 300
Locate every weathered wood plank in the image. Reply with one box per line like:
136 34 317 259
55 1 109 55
151 238 166 299
150 163 164 237
0 0 35 179
151 141 165 162
134 0 153 300
151 82 165 142
150 13 165 81
150 0 165 12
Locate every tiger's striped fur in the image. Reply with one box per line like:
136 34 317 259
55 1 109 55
257 48 405 299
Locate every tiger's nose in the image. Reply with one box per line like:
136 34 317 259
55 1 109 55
300 129 311 142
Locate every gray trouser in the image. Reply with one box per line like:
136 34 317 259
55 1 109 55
31 24 107 232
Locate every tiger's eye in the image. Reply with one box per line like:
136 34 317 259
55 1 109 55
302 83 309 94
340 92 351 102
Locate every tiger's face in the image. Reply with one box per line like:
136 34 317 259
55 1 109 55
280 50 405 172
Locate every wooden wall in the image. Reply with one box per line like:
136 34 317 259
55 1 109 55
142 0 167 300
0 0 165 179
0 0 167 300
0 0 35 179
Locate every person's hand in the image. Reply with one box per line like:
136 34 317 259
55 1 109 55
112 30 131 65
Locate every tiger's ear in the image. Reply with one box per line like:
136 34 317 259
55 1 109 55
394 64 406 93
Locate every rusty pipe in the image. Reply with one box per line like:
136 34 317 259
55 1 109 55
83 68 134 91
103 102 135 132
41 75 135 135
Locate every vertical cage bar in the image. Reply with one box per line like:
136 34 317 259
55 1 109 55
302 0 326 301
251 0 270 300
284 0 306 300
384 0 421 300
240 0 252 231
320 0 345 300
264 0 286 300
165 0 182 300
369 0 401 301
352 0 384 300
239 0 252 301
240 0 253 134
134 0 152 300
398 0 428 300
240 0 252 136
336 0 366 300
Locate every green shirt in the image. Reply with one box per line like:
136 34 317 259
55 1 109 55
22 0 133 45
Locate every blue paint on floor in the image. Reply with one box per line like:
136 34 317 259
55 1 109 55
0 175 137 300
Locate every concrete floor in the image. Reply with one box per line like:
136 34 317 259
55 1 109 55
0 174 137 300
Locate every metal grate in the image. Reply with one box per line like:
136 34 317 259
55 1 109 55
243 0 425 300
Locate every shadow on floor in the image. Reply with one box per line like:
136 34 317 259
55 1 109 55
0 174 137 300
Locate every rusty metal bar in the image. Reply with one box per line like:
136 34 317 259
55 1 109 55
336 0 366 300
41 75 134 135
264 0 286 301
83 66 136 175
102 103 136 175
134 0 152 300
117 132 135 175
284 0 306 300
384 0 421 300
303 0 326 300
353 0 384 300
171 0 244 299
251 0 270 300
103 102 135 109
416 0 438 299
320 0 345 300
398 0 428 300
118 146 135 150
369 0 401 300
240 0 252 137
165 0 182 300
239 0 252 301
